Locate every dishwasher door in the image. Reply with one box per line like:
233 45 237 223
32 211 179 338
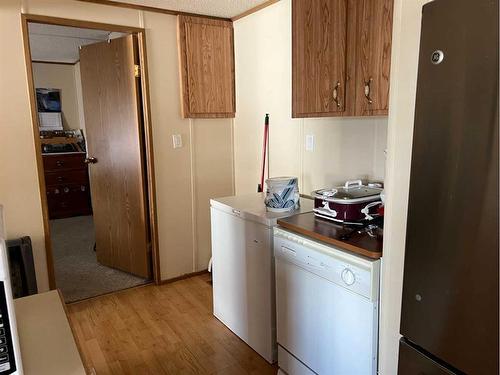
275 234 379 375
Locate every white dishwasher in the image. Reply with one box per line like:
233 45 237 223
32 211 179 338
274 227 380 375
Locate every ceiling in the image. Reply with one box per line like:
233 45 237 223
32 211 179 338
29 23 126 63
115 0 269 18
28 0 271 62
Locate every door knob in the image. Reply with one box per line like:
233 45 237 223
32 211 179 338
84 157 98 164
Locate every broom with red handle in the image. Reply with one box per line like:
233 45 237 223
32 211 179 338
257 114 270 193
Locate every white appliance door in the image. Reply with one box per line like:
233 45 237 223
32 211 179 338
276 257 378 375
211 207 276 363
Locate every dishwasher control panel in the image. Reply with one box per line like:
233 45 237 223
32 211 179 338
274 228 380 301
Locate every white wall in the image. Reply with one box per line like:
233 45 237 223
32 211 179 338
378 0 431 373
143 11 234 278
73 62 86 133
0 0 48 291
32 62 82 130
0 0 234 289
233 0 388 197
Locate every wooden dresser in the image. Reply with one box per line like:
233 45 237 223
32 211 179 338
43 153 92 219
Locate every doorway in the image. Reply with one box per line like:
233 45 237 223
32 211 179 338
21 15 160 303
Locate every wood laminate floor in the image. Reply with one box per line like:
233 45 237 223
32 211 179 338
67 273 278 375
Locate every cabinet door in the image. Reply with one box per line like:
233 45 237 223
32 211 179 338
355 0 394 115
178 16 235 118
292 0 348 118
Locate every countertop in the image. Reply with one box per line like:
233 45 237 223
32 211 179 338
211 193 314 227
15 290 86 375
277 212 383 259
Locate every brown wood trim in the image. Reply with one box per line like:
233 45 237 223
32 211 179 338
137 32 162 285
75 0 231 21
292 112 347 118
185 112 236 119
32 60 78 66
277 217 383 259
22 13 144 33
363 109 389 117
160 270 209 285
21 14 57 290
178 16 233 27
231 0 280 21
21 14 163 288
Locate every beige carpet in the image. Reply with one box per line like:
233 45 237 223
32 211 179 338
50 215 148 303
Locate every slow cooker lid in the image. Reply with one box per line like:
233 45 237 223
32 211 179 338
334 187 380 199
316 180 382 200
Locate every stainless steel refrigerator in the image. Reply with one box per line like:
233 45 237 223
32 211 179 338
399 0 499 374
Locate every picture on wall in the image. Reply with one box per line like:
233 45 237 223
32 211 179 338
36 88 61 112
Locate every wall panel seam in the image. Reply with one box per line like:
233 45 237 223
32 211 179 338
189 119 198 271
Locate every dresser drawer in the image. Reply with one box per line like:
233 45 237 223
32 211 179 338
45 169 89 186
43 153 86 172
46 184 90 196
46 184 92 219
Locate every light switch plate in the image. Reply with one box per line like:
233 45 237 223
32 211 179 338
172 134 183 149
305 134 314 152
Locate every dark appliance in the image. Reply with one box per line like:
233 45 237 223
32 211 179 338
39 129 87 153
399 0 499 374
312 180 382 224
5 237 37 299
41 143 79 154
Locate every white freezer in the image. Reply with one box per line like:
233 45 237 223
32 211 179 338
210 193 312 363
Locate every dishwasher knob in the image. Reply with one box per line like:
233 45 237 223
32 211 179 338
341 268 356 286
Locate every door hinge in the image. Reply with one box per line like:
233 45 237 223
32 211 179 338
134 64 140 78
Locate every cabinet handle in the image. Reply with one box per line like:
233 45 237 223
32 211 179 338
332 81 341 108
56 160 64 167
364 78 374 104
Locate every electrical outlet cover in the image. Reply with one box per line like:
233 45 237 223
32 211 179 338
305 134 314 151
172 134 183 149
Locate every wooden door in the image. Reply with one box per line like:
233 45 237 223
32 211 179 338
292 0 348 118
178 16 235 118
79 35 150 278
355 0 394 115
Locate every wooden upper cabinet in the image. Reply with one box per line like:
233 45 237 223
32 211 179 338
292 0 394 118
292 0 348 118
355 0 394 115
178 16 235 118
